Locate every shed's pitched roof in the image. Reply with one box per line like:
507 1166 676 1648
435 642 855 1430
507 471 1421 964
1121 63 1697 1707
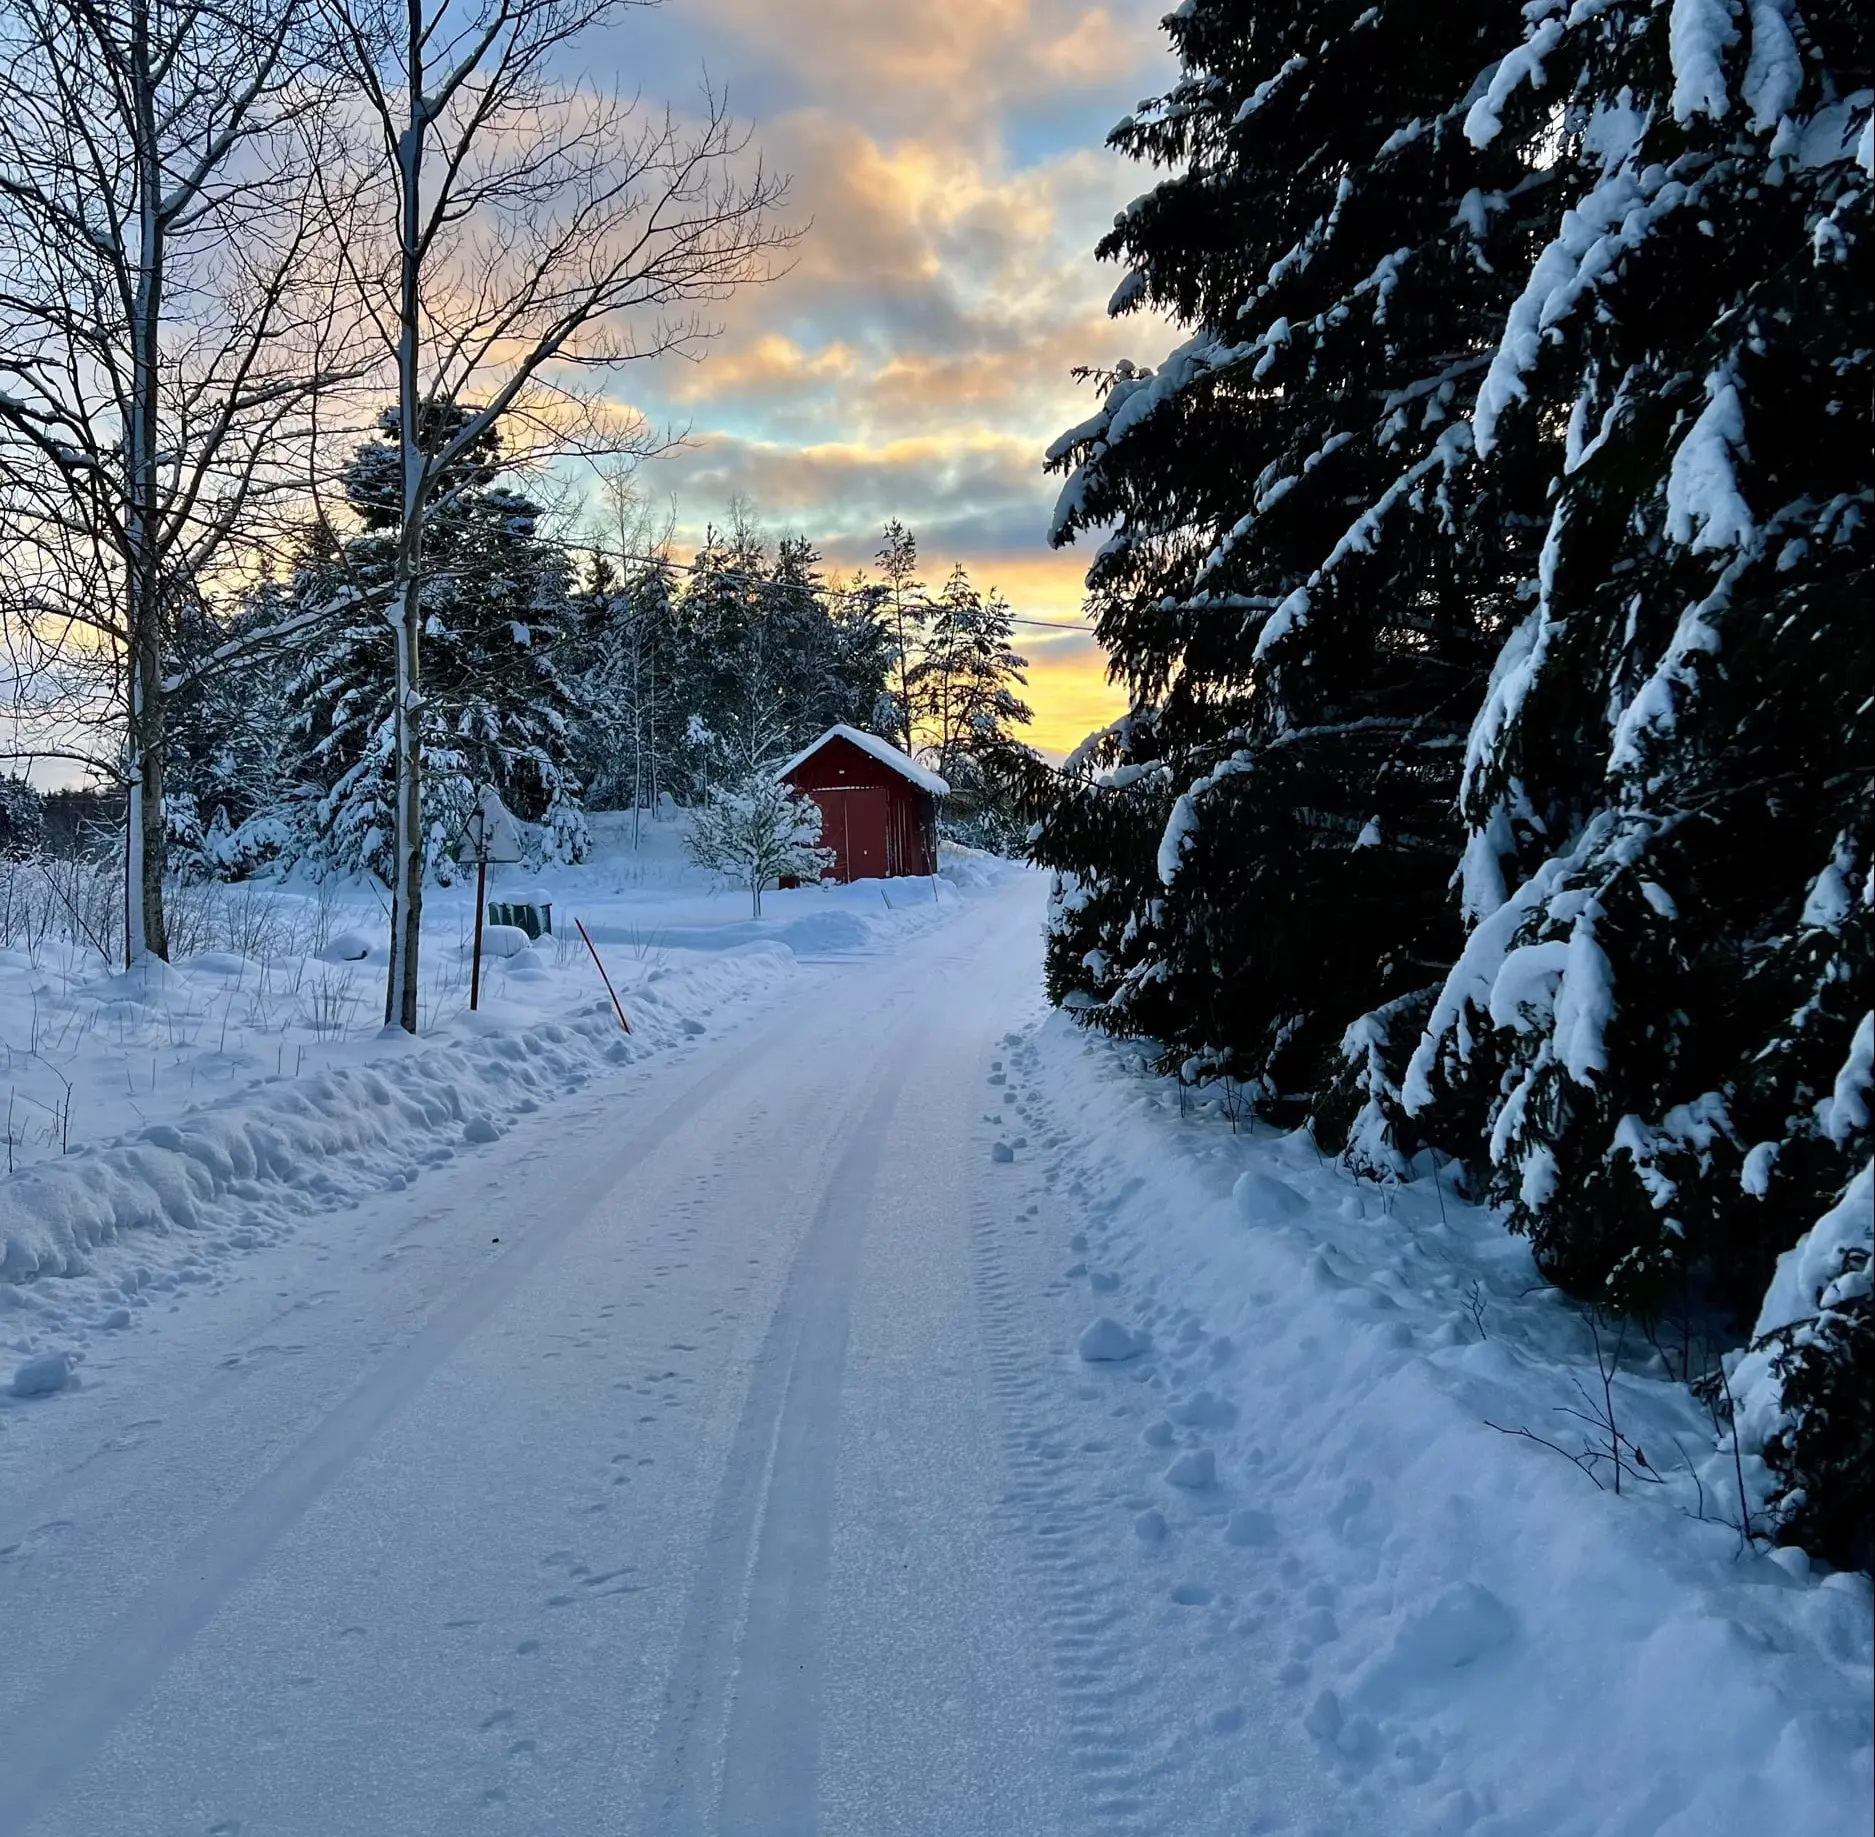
777 724 950 797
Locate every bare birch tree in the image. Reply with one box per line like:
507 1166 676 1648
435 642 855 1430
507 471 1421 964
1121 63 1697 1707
588 458 675 848
0 0 361 964
316 0 787 1032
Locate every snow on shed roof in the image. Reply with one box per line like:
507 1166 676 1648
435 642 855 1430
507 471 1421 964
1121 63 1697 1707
778 724 950 796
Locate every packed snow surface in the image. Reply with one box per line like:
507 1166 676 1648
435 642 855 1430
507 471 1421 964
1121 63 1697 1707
0 864 1865 1835
1012 1014 1871 1835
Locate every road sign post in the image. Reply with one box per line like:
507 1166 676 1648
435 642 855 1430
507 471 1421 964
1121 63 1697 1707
455 788 526 1011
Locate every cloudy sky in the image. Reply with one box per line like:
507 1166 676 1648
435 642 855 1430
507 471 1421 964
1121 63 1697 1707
581 0 1178 754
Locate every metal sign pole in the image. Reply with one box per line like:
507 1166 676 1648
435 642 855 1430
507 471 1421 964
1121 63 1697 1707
469 837 488 1011
454 787 525 1014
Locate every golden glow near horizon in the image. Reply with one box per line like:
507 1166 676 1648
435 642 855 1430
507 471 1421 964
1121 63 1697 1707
1024 647 1126 756
650 523 1122 759
938 547 1124 758
582 0 1172 761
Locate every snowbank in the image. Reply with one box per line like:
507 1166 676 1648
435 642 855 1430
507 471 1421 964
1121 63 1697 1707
1015 1014 1872 1837
0 949 787 1352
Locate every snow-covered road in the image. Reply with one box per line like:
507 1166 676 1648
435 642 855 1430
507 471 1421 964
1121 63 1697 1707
0 876 1163 1835
5 870 1868 1837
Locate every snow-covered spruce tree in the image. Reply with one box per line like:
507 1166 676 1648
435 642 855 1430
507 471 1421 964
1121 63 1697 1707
684 773 832 917
164 579 304 880
1036 0 1561 1147
768 535 896 745
0 776 45 859
289 409 589 882
911 563 1035 850
665 520 777 793
666 520 891 799
568 553 680 829
1399 4 1872 1562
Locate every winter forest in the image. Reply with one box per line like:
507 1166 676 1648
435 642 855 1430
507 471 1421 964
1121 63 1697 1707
0 0 1869 1829
0 0 1036 1025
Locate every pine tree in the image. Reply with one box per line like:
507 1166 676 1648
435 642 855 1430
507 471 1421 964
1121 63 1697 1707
1398 3 1872 1563
667 518 787 791
569 554 679 837
872 520 926 756
288 409 588 880
665 515 891 798
767 534 895 741
1034 0 1561 1145
910 562 1034 849
913 564 1032 777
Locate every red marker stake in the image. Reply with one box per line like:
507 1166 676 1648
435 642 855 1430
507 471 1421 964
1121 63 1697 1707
575 917 630 1033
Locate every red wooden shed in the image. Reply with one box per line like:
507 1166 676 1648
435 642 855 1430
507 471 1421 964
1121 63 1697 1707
778 725 947 882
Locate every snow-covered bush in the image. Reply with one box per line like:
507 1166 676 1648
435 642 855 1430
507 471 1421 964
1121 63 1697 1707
683 774 832 918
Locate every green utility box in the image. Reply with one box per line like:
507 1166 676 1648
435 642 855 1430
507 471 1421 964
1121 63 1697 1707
487 900 552 939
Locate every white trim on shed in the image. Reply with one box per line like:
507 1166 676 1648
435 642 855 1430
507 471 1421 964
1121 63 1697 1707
776 724 950 797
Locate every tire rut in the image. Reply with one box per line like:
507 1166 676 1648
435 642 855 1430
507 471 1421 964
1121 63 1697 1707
637 1040 919 1836
969 1184 1173 1836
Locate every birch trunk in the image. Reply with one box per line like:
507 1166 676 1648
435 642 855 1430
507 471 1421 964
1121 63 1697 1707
385 570 423 1030
384 8 427 1033
123 0 169 965
131 637 169 965
630 637 643 850
317 0 785 1027
0 0 352 968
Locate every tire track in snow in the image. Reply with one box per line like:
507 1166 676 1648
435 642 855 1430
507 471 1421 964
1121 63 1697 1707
969 1178 1171 1836
0 997 856 1837
638 1040 917 1837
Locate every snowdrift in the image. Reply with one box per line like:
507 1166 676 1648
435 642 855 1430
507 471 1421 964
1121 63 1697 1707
1018 1014 1872 1837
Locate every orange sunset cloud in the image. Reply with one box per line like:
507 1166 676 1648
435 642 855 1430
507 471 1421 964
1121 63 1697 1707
579 0 1172 758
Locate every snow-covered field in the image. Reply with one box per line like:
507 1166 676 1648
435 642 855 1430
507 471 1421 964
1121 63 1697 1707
0 855 1865 1836
0 815 984 1363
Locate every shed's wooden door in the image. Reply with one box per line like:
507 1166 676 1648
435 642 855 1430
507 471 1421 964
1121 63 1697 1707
842 788 889 880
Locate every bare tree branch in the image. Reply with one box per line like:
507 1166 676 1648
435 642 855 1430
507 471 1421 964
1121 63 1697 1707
315 0 793 1029
0 0 371 960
